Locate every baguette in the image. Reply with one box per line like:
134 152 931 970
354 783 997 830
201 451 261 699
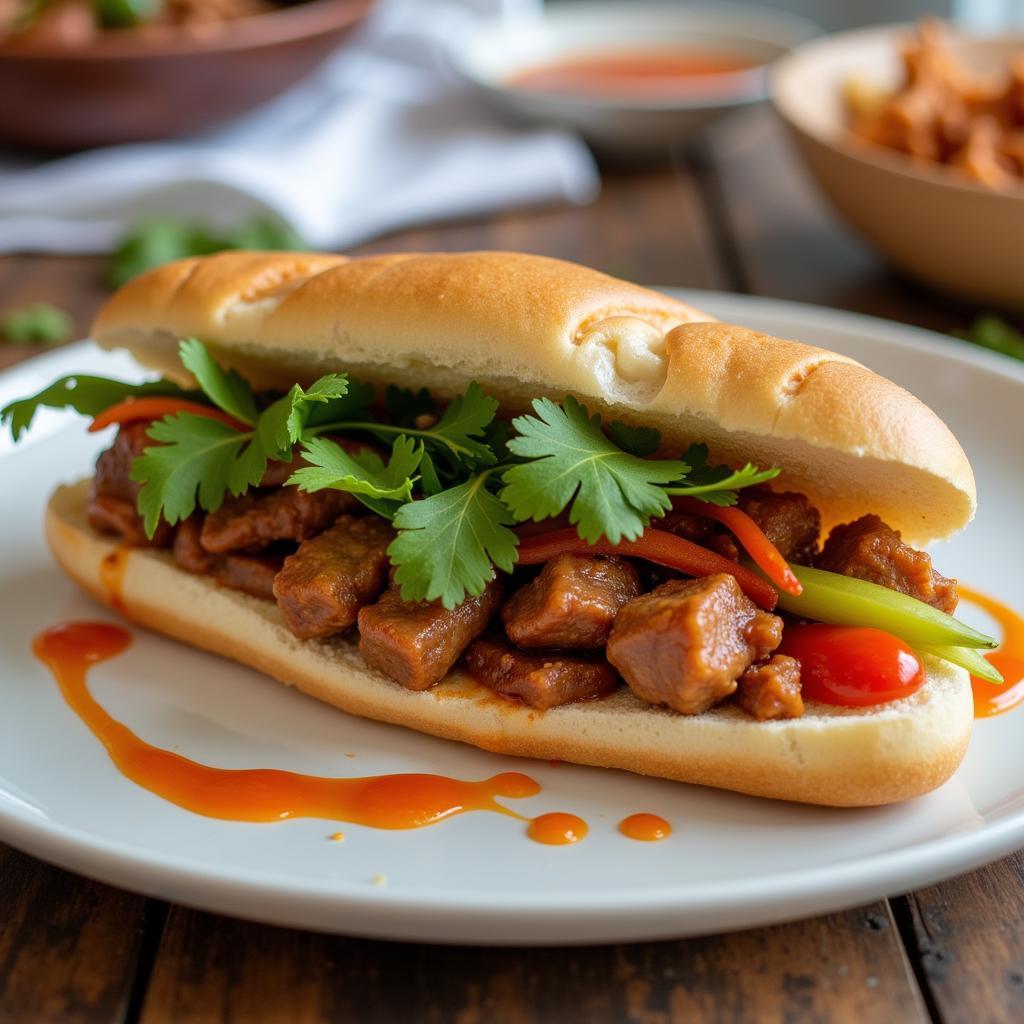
94 250 975 543
47 480 973 808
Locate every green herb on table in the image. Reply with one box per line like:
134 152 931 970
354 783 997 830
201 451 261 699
107 216 303 289
1 302 73 346
953 315 1024 363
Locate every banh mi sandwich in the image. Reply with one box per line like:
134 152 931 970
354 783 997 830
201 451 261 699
4 251 1001 807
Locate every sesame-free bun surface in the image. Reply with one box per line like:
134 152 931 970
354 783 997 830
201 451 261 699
93 250 974 543
48 481 973 808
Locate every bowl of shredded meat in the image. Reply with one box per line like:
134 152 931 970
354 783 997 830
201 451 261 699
0 0 373 149
772 19 1024 309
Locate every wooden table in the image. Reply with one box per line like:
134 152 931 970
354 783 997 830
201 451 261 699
1 111 1022 1024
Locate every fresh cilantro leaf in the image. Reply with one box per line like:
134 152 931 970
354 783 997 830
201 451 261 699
179 338 258 425
1 374 191 440
501 396 690 544
255 374 350 454
2 302 73 346
666 465 781 506
954 315 1024 363
226 217 303 252
385 385 437 427
665 443 779 505
304 377 375 428
429 383 499 465
131 414 256 536
607 420 661 457
290 436 420 509
418 450 444 497
389 473 518 608
107 216 303 289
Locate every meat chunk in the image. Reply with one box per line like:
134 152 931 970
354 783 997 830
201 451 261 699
358 579 502 690
606 574 783 714
87 494 172 548
215 553 284 601
735 655 804 720
88 423 171 547
501 554 641 650
738 488 820 565
173 515 215 575
816 514 958 613
273 515 394 639
463 638 619 710
200 487 355 554
93 421 151 501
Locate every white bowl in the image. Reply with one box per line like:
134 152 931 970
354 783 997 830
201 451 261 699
772 25 1024 308
447 1 820 158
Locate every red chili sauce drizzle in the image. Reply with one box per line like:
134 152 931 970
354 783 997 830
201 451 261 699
32 622 585 843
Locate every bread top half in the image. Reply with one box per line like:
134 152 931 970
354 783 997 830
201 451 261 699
93 249 976 544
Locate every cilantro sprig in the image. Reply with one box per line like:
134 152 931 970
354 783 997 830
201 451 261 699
5 338 781 609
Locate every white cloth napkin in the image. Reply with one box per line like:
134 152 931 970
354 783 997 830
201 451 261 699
0 0 599 254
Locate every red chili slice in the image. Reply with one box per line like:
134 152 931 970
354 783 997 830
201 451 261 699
515 527 778 610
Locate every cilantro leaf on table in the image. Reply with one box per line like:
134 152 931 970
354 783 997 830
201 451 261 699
290 435 421 517
179 337 259 425
954 315 1024 363
107 216 302 289
2 302 73 346
1 375 192 440
389 473 518 608
500 396 690 544
132 414 262 536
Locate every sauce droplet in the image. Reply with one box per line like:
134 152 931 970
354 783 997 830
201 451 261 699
959 586 1024 718
619 813 671 842
527 812 588 845
32 622 543 831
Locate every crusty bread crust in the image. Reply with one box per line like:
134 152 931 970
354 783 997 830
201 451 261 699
92 250 975 543
48 481 973 808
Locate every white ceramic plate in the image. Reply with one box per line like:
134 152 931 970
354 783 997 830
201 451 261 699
1 293 1022 945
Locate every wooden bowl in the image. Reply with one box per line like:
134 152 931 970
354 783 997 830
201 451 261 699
772 25 1024 309
0 0 373 150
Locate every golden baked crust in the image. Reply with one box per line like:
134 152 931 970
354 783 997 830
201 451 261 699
48 481 973 808
92 250 975 543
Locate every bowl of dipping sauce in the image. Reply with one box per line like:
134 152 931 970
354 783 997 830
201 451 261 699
447 1 819 158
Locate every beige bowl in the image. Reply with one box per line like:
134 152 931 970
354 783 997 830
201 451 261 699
772 25 1024 309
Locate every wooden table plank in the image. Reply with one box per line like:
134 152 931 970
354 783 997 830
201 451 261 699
138 902 925 1024
898 851 1024 1024
0 845 152 1024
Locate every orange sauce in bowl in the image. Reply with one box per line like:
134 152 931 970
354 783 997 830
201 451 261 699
32 621 589 844
958 587 1024 718
509 50 760 99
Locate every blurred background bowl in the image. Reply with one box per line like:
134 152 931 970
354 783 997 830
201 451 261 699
0 0 373 151
447 1 819 161
773 24 1024 310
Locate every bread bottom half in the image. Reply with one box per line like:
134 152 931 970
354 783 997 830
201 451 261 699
45 480 974 807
